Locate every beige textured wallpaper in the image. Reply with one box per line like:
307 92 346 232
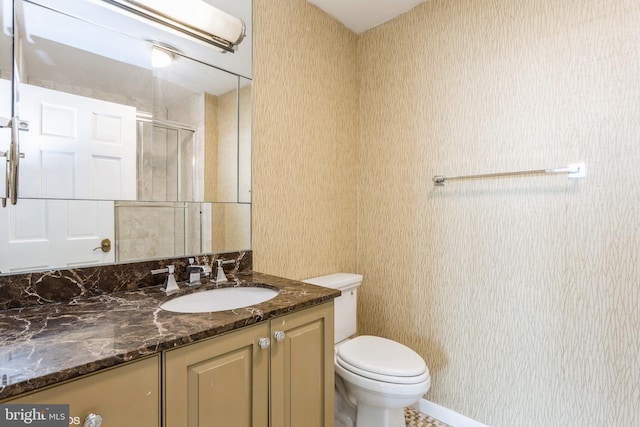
252 0 358 278
357 0 640 426
253 0 640 426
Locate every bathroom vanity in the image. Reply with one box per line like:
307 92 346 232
0 271 339 427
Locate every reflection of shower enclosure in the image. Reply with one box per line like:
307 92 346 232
112 88 251 262
115 201 210 263
137 112 197 201
114 113 211 262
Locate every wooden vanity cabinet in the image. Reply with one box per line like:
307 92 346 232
5 355 160 427
164 302 335 427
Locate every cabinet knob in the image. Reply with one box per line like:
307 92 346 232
83 413 103 427
273 330 286 342
258 337 271 349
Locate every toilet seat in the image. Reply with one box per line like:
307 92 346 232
335 359 431 398
336 336 427 380
336 356 430 384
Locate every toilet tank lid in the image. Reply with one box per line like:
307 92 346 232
303 273 362 290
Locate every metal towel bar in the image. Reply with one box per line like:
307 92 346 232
433 163 586 186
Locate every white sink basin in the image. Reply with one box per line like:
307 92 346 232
160 286 279 313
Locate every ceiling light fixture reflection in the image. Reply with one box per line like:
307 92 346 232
151 44 177 67
109 0 246 52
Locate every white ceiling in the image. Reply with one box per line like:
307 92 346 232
307 0 428 34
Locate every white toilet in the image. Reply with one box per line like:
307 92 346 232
304 273 431 427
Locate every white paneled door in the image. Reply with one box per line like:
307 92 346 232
0 199 115 273
17 83 137 200
0 80 136 272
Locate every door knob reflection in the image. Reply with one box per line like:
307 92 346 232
93 238 112 253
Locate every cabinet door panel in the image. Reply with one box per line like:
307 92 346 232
270 302 335 427
288 321 325 427
7 356 160 427
190 347 252 426
164 322 269 427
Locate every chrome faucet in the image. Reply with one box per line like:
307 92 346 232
151 265 180 295
186 264 212 285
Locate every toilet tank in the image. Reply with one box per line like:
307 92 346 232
303 273 362 344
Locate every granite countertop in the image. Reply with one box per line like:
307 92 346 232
0 271 340 400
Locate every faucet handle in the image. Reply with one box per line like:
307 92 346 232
215 259 235 267
151 265 180 294
214 259 234 283
151 265 175 275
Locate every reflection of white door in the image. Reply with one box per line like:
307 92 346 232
17 83 137 199
0 199 115 273
0 81 133 272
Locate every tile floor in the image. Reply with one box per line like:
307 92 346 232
404 407 451 427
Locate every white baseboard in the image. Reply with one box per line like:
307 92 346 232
412 398 491 427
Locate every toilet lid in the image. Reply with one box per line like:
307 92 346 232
336 336 427 378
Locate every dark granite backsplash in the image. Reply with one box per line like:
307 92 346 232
0 251 252 311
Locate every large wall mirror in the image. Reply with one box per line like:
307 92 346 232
0 0 252 273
